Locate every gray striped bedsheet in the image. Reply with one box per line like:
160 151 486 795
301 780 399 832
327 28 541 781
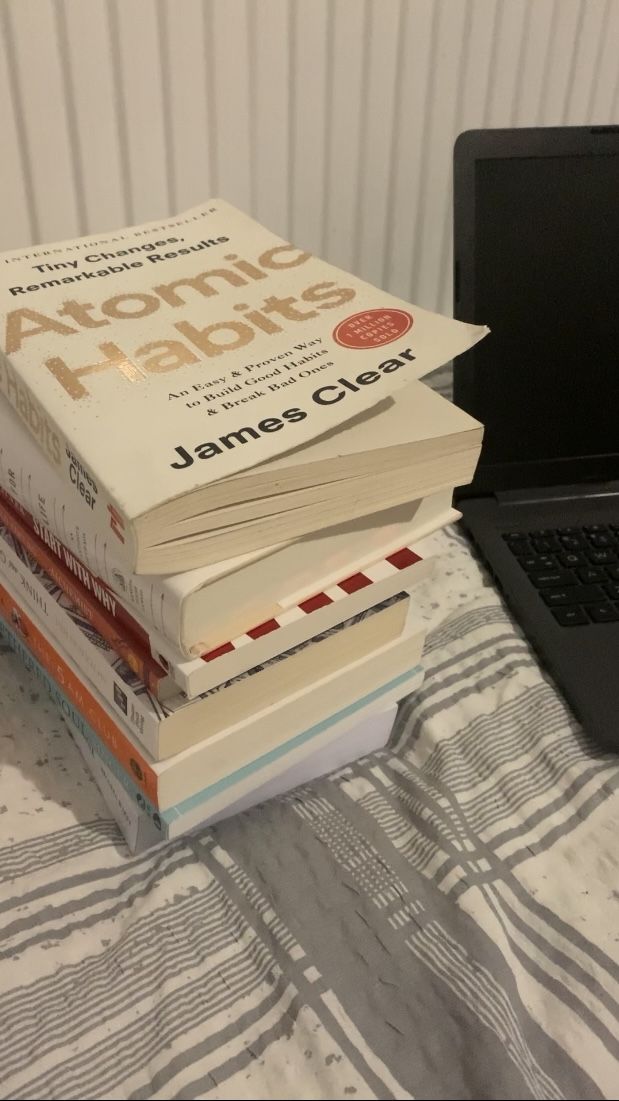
1 521 618 1099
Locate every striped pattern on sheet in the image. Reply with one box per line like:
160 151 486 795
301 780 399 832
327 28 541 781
0 522 617 1098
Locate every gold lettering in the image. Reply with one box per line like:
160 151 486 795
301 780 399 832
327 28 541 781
232 303 282 334
57 300 108 328
223 254 268 281
101 293 160 320
257 244 312 270
175 319 254 357
138 339 199 374
45 342 148 400
154 269 247 308
301 282 356 309
5 308 76 355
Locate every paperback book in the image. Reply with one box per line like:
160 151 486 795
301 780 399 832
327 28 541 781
0 200 486 572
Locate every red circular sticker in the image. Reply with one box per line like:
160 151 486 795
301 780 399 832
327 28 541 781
333 308 413 349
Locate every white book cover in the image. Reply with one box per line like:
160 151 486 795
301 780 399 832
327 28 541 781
0 199 486 569
0 600 424 834
66 701 404 852
150 544 435 697
0 570 425 812
0 403 455 657
0 465 438 705
0 514 410 759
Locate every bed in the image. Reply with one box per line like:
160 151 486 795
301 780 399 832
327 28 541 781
1 372 618 1099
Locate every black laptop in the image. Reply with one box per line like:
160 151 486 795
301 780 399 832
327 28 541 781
452 125 619 751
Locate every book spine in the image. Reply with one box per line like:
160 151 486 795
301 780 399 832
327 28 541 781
0 411 186 652
0 484 151 649
148 548 433 698
0 491 170 698
0 352 135 558
0 577 160 806
68 718 167 850
0 521 164 755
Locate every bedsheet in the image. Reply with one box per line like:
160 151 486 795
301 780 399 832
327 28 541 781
1 511 618 1099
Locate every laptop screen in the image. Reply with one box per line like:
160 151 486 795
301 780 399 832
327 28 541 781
457 148 619 487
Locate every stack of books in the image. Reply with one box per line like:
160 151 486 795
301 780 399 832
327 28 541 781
0 199 486 851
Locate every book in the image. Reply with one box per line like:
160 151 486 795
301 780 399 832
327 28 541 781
136 394 481 569
0 488 435 708
150 544 432 699
0 575 425 810
0 404 453 657
0 474 436 700
0 518 412 758
0 491 172 696
0 600 424 828
66 700 404 852
0 199 486 573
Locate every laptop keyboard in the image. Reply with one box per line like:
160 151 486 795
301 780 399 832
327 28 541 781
502 524 619 626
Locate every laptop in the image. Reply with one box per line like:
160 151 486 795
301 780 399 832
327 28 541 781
452 125 619 751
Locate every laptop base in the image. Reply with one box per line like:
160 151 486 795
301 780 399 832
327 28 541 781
459 494 619 751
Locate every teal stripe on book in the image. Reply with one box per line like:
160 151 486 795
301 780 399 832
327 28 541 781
165 663 423 820
0 612 420 826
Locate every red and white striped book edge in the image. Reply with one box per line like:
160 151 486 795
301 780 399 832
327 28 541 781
199 545 422 664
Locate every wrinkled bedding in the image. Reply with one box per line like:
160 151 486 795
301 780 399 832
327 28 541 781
1 369 618 1098
1 516 618 1099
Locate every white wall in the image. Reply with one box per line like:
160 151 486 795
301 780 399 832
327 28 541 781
1 0 617 312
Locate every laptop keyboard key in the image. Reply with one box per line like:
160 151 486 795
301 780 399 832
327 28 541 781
520 554 557 572
542 584 605 606
551 606 589 626
587 549 618 565
529 569 577 588
502 534 531 555
586 603 619 623
573 584 607 602
560 535 587 550
501 527 619 626
578 567 608 584
542 589 576 606
589 533 614 548
532 537 561 553
558 552 588 568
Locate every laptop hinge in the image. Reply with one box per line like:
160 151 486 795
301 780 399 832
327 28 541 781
496 482 619 507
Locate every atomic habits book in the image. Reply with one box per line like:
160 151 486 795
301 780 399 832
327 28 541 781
0 200 486 573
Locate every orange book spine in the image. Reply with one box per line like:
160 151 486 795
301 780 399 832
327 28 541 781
0 580 159 805
0 493 167 696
